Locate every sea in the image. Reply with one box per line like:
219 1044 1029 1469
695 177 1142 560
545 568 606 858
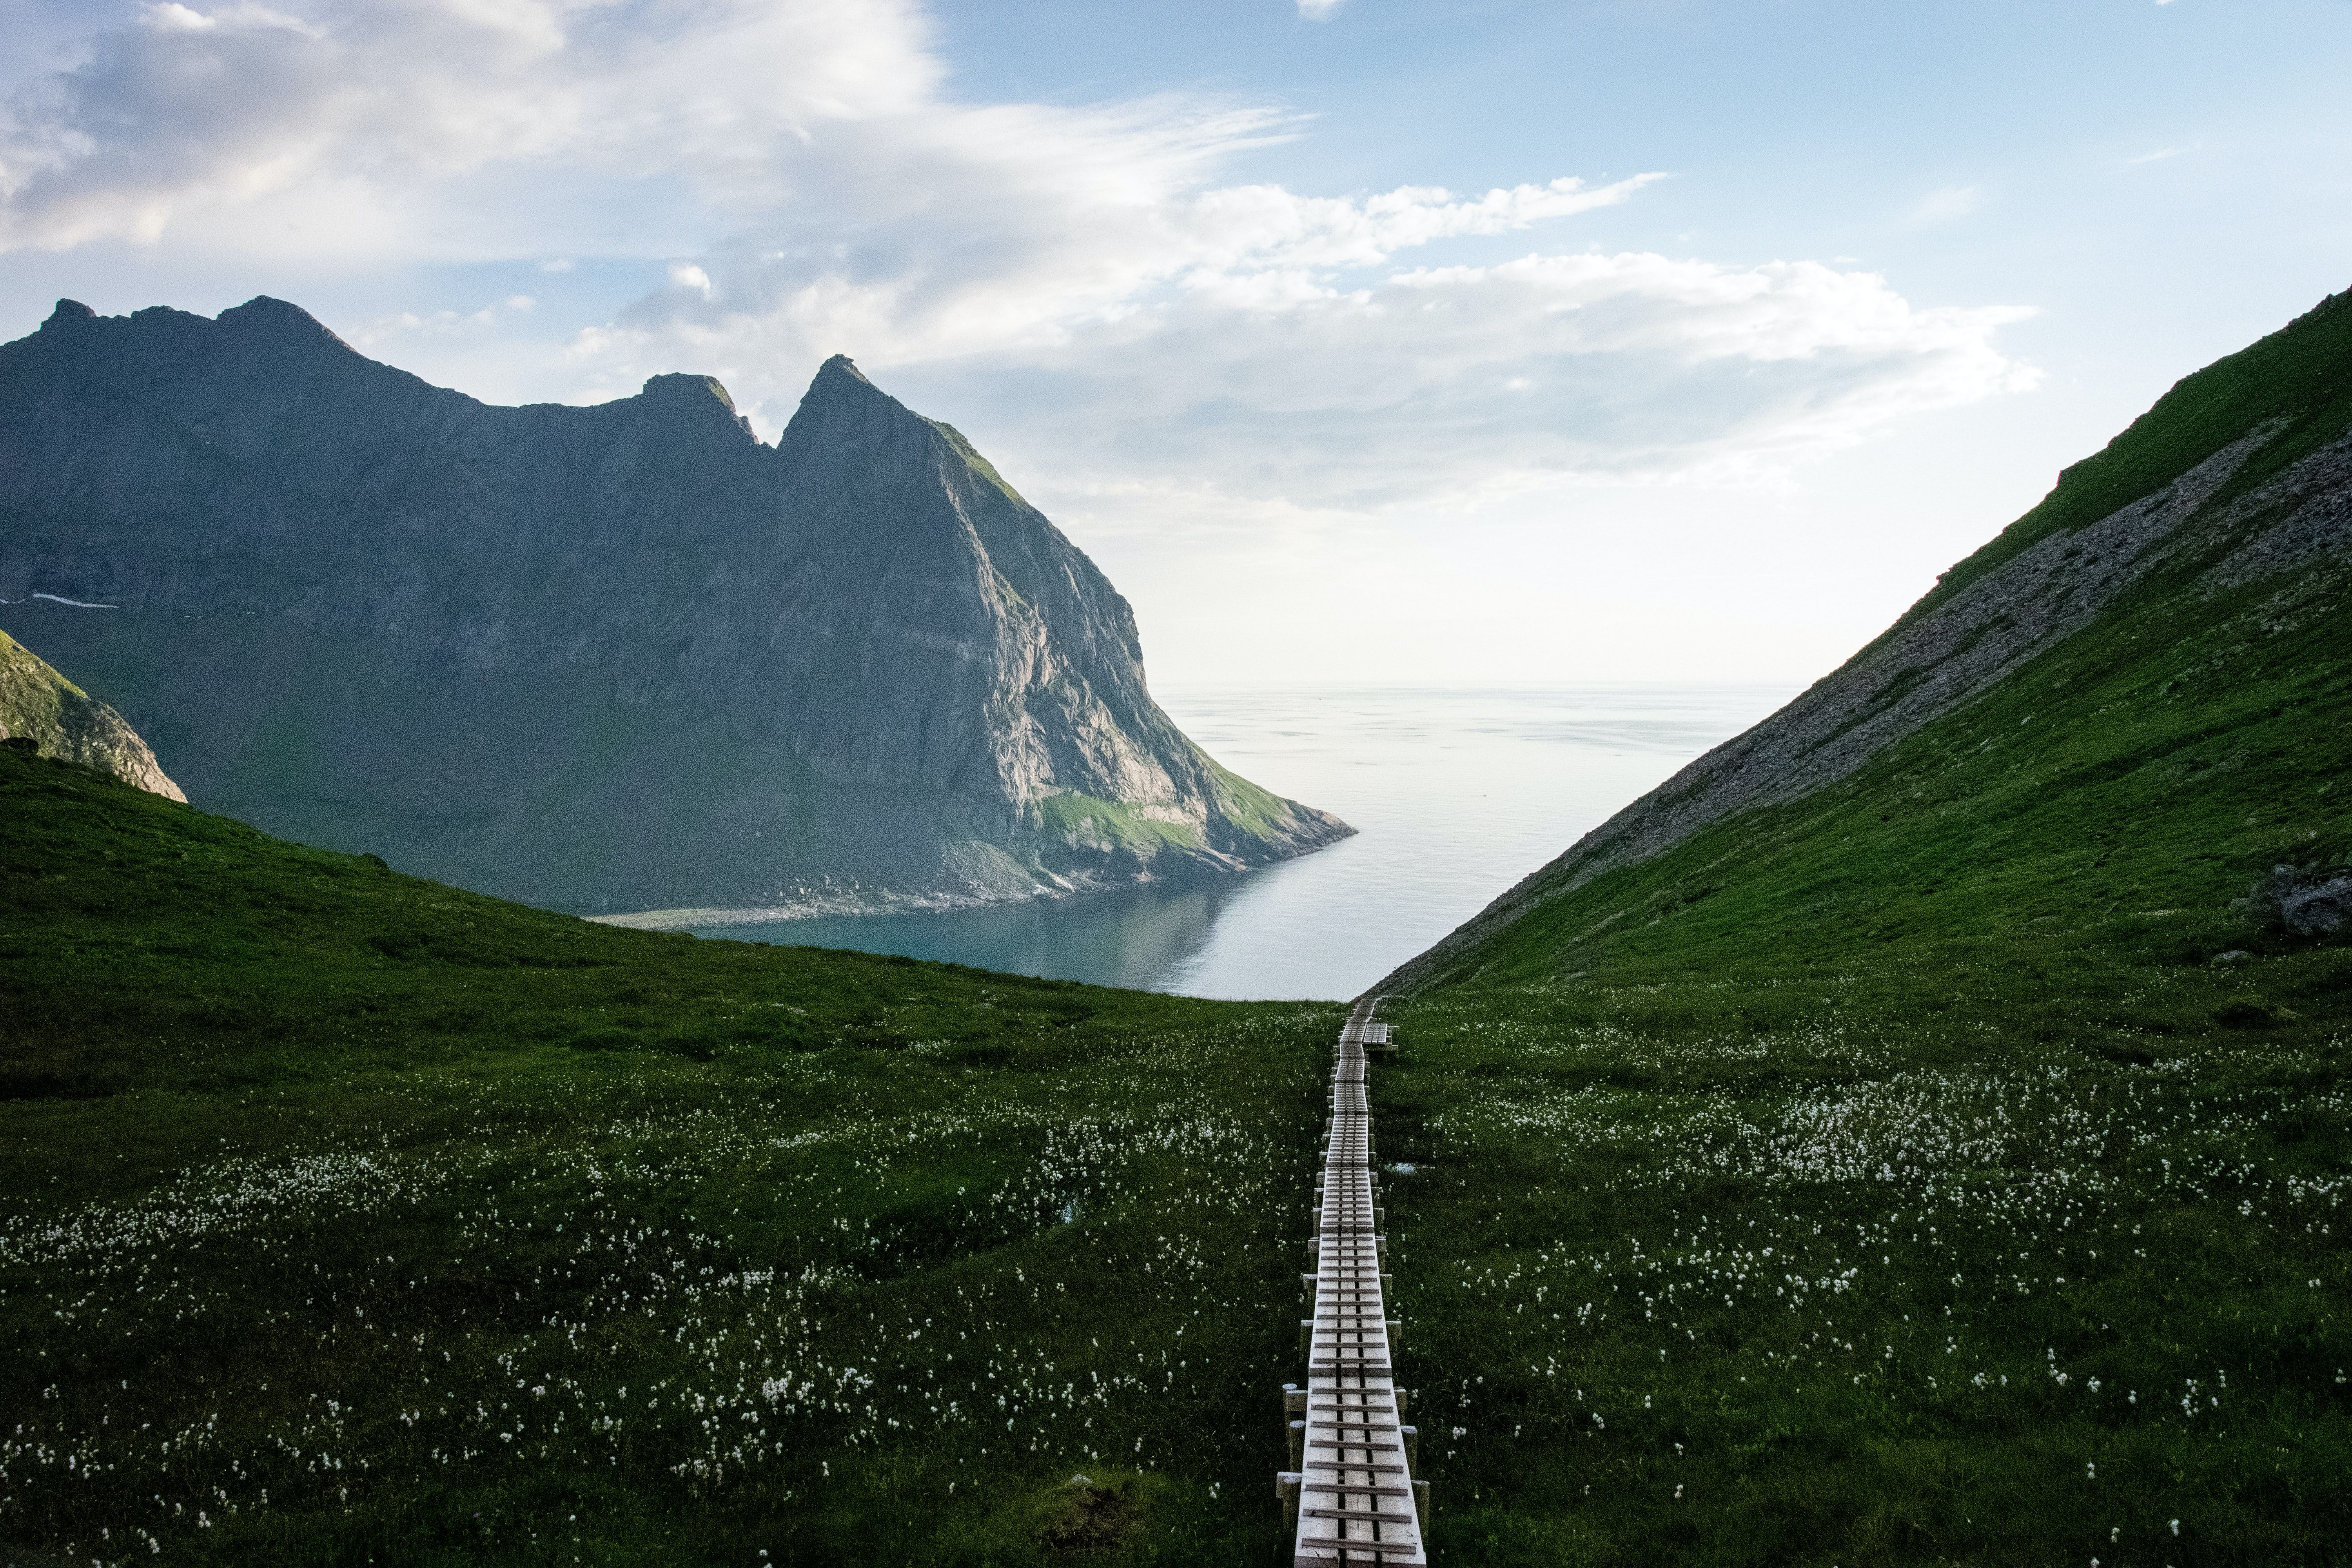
687 685 1799 1000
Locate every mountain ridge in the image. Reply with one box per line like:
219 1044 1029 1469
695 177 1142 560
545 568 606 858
0 296 1348 916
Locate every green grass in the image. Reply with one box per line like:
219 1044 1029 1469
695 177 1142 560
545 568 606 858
929 422 1032 510
1033 791 1204 858
1372 296 2352 1563
1918 286 2352 615
0 748 1336 1565
1203 759 1299 845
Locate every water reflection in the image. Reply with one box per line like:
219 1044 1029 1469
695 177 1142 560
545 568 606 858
694 872 1255 994
691 685 1795 1000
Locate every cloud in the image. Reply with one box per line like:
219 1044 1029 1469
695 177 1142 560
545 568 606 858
1298 0 1348 18
892 252 2038 523
0 0 2037 530
0 0 949 256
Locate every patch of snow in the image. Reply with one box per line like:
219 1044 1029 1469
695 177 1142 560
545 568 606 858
29 592 119 609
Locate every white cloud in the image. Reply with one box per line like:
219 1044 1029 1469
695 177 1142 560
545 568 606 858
918 253 2036 524
1298 0 1348 18
0 0 2036 534
0 0 947 256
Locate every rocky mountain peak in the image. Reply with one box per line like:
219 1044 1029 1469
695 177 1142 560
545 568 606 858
775 347 964 485
636 372 758 441
40 299 97 332
640 370 740 411
815 352 873 386
0 297 1350 918
214 294 359 354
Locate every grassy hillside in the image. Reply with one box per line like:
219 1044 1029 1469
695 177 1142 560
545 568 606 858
0 745 1334 1566
1374 299 2352 1562
1918 288 2352 614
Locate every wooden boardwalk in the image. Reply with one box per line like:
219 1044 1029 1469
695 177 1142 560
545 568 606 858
1279 996 1428 1566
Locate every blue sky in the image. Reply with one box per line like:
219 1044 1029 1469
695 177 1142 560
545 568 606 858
0 0 2345 686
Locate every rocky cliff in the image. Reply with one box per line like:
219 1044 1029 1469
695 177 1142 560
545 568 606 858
0 627 183 799
0 297 1348 917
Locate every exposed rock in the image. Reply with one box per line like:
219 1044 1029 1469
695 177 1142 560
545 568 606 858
0 297 1347 915
2250 865 2352 936
0 628 185 799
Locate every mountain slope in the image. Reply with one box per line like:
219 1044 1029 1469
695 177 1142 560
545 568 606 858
1348 293 2352 1564
0 625 182 799
0 298 1347 918
1386 286 2352 994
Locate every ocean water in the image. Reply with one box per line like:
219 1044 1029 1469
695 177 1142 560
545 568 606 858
689 685 1798 1000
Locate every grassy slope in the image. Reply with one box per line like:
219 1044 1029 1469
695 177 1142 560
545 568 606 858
0 748 1333 1566
1377 300 2352 1563
1915 287 2352 615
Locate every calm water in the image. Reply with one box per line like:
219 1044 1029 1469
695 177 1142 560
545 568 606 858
690 685 1797 999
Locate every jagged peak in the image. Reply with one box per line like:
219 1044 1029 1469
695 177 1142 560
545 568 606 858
216 295 362 356
815 353 871 387
797 354 904 414
640 372 740 414
778 354 1034 508
41 299 97 331
780 351 927 446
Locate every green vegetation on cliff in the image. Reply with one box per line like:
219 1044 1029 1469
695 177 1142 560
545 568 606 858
1925 287 2352 610
0 627 182 801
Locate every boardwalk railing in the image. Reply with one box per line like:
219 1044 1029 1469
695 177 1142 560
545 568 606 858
1277 996 1428 1565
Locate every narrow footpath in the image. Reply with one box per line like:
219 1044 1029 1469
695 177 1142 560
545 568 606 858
1279 996 1429 1565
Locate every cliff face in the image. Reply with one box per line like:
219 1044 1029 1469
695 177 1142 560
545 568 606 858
0 628 183 800
0 297 1348 916
1383 287 2352 993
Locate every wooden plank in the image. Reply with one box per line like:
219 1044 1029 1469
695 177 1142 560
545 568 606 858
1287 995 1428 1567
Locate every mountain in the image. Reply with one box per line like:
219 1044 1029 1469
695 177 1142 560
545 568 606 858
0 625 182 799
1385 285 2352 993
1344 294 2352 1561
0 296 1348 919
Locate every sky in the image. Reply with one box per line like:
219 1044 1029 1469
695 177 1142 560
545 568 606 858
0 0 2345 689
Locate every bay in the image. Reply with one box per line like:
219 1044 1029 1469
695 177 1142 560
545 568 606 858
688 684 1797 1000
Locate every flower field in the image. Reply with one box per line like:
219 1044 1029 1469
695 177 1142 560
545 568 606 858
1377 977 2348 1564
0 744 1336 1564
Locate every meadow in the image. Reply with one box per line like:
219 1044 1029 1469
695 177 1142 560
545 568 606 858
1379 967 2347 1565
0 744 1338 1565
